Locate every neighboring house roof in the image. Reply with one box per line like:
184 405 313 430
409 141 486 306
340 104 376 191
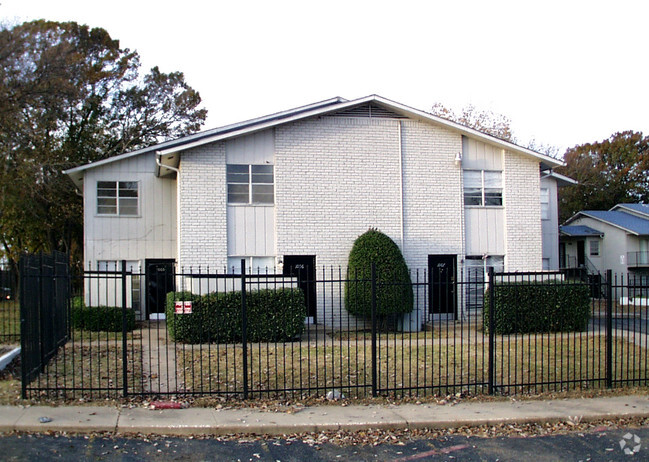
566 210 649 236
611 203 649 218
64 94 564 187
559 225 604 238
541 170 577 187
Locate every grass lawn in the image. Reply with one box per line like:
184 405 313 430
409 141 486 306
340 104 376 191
22 342 143 399
175 333 649 398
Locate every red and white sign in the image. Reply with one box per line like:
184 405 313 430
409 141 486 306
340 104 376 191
174 301 193 314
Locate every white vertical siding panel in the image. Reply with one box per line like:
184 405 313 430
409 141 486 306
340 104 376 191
465 208 504 255
227 206 275 257
83 151 177 268
226 129 274 164
462 137 503 170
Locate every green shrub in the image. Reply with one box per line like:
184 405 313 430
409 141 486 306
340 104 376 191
71 300 136 332
344 228 413 319
165 288 306 344
483 281 591 334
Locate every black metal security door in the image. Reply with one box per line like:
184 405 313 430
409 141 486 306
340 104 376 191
283 255 317 323
428 254 456 316
577 241 586 267
145 259 175 318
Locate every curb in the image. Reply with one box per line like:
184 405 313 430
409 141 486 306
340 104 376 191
1 396 648 437
0 347 20 371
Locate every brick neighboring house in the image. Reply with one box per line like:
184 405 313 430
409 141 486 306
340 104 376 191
64 95 564 324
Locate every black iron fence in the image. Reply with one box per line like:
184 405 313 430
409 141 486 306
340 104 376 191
18 257 649 400
19 252 70 390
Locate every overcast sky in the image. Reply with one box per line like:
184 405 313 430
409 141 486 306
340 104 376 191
2 0 647 155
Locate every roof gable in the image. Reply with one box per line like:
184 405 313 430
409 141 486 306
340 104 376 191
611 203 649 218
64 94 563 184
567 210 649 236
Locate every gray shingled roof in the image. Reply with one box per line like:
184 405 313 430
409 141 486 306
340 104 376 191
559 225 604 237
579 210 649 236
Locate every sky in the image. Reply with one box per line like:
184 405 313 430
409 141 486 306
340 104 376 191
2 0 648 155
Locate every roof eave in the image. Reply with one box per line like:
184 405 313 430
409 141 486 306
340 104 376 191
568 211 641 236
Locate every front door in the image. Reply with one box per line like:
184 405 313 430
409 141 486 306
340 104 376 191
559 242 566 268
145 259 175 320
577 241 585 267
283 255 317 323
428 254 457 316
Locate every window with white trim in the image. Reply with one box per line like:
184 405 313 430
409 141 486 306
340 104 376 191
589 239 600 256
96 260 141 312
463 170 502 206
540 188 550 220
97 181 139 215
227 164 274 204
465 255 504 312
227 256 275 274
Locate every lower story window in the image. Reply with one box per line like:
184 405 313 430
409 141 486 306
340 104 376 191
227 256 275 274
94 260 141 313
589 240 600 256
464 255 504 312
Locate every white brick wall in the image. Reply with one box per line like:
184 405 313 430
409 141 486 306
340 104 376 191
400 120 464 269
275 117 464 326
275 117 402 268
173 115 544 325
503 151 542 271
178 143 227 270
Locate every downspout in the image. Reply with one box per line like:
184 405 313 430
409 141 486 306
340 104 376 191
156 152 181 271
398 121 405 250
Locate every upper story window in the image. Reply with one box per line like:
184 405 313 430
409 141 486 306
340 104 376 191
227 164 274 204
540 188 550 220
97 181 138 216
463 170 502 206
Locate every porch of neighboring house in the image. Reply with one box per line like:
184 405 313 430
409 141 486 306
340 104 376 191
559 225 604 274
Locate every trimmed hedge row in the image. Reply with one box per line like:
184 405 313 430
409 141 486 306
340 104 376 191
165 288 306 344
483 281 591 334
70 297 136 332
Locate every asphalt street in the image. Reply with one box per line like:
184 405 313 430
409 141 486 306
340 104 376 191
1 427 648 461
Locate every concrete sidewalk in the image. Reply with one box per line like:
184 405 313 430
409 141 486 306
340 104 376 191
0 395 648 437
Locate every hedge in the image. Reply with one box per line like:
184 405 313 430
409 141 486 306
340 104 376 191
483 281 591 335
166 288 306 344
70 297 136 332
345 228 413 318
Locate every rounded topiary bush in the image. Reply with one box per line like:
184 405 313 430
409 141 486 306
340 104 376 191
345 228 413 319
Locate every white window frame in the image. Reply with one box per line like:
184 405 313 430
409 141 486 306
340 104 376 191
540 188 550 220
589 239 600 257
96 181 139 216
463 170 503 207
464 255 505 312
227 256 276 274
227 164 274 205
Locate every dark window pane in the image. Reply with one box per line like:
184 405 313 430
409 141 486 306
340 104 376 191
251 165 273 174
97 181 117 190
252 184 274 203
119 198 138 215
464 188 482 206
484 190 502 206
97 205 117 214
228 193 249 203
229 184 249 194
